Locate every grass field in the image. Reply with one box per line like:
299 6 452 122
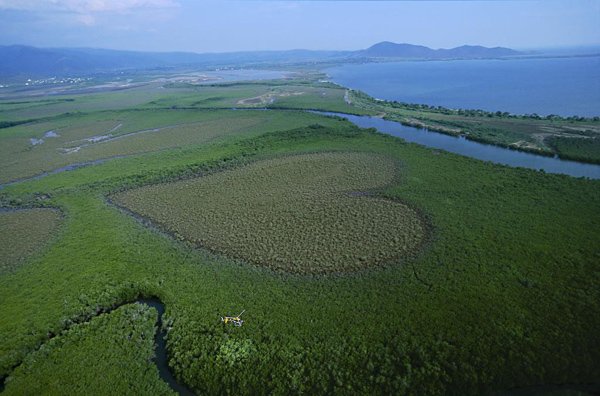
0 83 171 121
0 108 343 184
0 74 599 395
147 81 369 114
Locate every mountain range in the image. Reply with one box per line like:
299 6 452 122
0 42 522 77
359 41 520 59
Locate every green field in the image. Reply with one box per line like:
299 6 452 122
0 74 599 395
0 107 343 184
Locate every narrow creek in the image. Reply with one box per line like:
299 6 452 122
137 299 195 396
0 298 195 396
0 158 120 191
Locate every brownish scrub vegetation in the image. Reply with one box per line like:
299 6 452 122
113 152 426 274
0 208 62 274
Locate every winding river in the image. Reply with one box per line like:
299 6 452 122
314 111 600 179
137 299 195 396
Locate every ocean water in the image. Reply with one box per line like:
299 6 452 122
326 56 600 117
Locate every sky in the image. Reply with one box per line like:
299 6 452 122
0 0 599 53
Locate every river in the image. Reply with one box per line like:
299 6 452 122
314 111 600 179
138 299 195 396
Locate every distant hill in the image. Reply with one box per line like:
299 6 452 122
0 42 522 78
359 41 521 59
0 45 203 77
0 45 348 77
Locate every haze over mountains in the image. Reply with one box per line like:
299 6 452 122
0 42 523 77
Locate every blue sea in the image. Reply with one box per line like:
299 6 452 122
326 56 600 117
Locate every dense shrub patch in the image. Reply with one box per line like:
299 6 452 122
2 303 173 395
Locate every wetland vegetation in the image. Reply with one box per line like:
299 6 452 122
113 152 426 274
0 71 599 395
2 302 173 395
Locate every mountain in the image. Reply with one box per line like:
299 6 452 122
0 45 349 77
359 41 521 59
360 42 437 58
0 42 522 78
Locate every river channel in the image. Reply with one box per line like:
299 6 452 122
314 111 600 179
137 299 195 396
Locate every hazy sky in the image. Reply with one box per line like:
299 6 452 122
0 0 599 53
